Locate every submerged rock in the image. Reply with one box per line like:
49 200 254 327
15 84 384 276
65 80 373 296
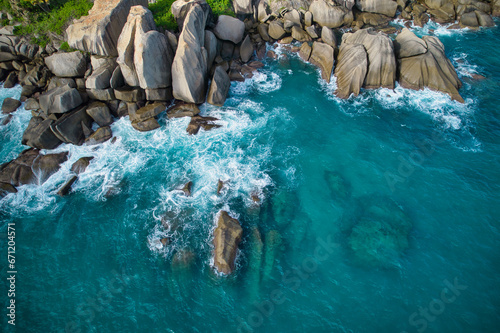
324 170 351 201
347 196 412 267
262 230 282 282
213 211 243 275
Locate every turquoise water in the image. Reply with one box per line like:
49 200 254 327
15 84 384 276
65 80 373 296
1 23 500 333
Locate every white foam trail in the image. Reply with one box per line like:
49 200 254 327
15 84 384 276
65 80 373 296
452 52 481 78
230 69 283 96
391 18 465 37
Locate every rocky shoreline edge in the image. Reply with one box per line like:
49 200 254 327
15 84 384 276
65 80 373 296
0 0 497 275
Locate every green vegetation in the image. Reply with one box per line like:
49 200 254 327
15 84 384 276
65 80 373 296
0 0 92 47
149 0 177 31
0 0 235 46
149 0 235 31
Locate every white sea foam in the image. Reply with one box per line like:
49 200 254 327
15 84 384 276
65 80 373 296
452 52 481 78
230 69 282 96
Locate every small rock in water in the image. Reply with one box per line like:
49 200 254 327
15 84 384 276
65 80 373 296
1 114 13 126
2 98 21 114
186 116 221 135
471 74 486 80
217 179 225 195
180 181 192 196
71 157 94 174
0 182 17 198
57 175 78 196
160 238 171 246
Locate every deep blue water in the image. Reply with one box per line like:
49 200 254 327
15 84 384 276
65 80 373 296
1 22 499 333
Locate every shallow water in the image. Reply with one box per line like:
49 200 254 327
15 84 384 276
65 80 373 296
1 22 499 333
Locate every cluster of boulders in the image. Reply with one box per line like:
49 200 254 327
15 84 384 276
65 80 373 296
1 0 496 152
0 0 497 272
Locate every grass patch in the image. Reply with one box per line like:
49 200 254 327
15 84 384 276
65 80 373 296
12 0 93 47
149 0 235 31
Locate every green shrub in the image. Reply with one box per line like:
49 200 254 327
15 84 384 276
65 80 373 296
149 0 235 31
14 0 93 47
149 0 177 31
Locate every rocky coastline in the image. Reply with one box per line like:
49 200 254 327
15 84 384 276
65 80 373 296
0 0 497 275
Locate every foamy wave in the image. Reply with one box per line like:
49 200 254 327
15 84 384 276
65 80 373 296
230 70 282 96
452 52 481 78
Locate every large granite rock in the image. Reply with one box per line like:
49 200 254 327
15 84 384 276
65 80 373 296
213 15 246 44
234 0 253 14
171 0 212 30
117 6 173 90
342 28 396 89
66 0 149 57
22 117 62 150
86 101 113 126
39 85 83 114
172 5 209 104
321 26 337 48
44 51 87 78
355 0 398 17
240 35 254 63
207 66 231 106
394 28 463 102
213 211 243 275
86 56 117 90
51 106 92 145
309 42 334 82
0 149 68 186
268 20 286 40
2 98 21 114
335 43 368 99
309 0 353 28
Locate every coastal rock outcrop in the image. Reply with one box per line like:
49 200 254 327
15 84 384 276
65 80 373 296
117 6 173 91
213 15 245 44
334 43 368 98
171 0 212 30
341 28 396 89
309 0 354 28
66 0 148 57
213 211 243 275
207 66 231 106
234 0 253 15
309 42 334 82
355 0 398 17
394 28 463 102
0 149 68 186
44 51 87 78
172 4 209 104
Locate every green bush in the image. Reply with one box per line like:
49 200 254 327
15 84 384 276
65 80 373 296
13 0 93 47
149 0 177 31
149 0 235 31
